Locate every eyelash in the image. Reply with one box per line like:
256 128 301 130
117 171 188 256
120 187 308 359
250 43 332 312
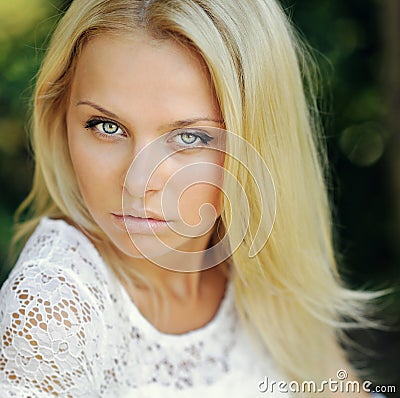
84 117 214 147
169 129 213 148
84 117 126 141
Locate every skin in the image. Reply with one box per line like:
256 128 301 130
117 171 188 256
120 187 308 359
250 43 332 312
66 33 227 333
60 33 370 394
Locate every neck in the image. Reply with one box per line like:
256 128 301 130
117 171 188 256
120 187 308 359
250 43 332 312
115 232 227 300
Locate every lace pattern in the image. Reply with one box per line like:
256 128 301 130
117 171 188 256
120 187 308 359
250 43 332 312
0 218 278 397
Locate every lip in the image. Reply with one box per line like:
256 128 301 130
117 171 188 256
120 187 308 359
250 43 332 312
113 209 166 221
111 213 170 234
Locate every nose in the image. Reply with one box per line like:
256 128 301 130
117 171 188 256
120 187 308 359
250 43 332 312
122 138 167 200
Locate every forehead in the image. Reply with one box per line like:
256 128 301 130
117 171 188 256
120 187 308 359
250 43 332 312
69 33 219 129
76 32 207 73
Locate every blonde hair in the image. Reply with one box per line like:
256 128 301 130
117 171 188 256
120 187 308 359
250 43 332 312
14 0 378 393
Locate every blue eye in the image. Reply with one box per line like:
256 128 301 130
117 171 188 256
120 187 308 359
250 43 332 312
180 132 199 145
85 118 125 140
171 129 214 148
101 122 119 134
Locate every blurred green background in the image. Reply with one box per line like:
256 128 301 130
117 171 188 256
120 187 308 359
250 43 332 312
0 0 399 394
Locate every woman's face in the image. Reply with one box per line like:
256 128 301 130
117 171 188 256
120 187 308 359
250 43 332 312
66 33 225 266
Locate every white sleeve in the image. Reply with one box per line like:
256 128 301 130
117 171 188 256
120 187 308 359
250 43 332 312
0 259 104 397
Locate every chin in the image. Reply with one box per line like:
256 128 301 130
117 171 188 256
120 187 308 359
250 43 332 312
111 231 180 260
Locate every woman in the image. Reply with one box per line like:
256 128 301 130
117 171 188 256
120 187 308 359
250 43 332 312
0 0 382 396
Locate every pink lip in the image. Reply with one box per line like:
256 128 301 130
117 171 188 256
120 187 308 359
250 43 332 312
111 213 170 234
113 209 166 221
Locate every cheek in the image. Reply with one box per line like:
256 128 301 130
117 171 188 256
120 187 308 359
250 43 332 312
178 183 222 225
172 152 225 226
67 133 123 213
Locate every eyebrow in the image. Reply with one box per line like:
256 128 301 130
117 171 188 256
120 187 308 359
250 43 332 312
76 100 224 131
77 100 119 119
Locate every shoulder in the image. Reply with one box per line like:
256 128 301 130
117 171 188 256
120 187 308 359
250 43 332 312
15 217 108 279
0 218 113 395
1 218 114 331
3 217 113 314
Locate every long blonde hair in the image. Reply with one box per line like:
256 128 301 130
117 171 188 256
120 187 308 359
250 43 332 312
14 0 377 392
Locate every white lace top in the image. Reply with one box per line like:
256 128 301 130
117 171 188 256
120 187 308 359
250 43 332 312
0 218 288 397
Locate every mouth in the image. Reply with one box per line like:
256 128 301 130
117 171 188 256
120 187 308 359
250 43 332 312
112 209 166 221
111 212 170 234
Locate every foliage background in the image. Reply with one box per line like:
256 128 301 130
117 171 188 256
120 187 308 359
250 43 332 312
0 0 399 393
